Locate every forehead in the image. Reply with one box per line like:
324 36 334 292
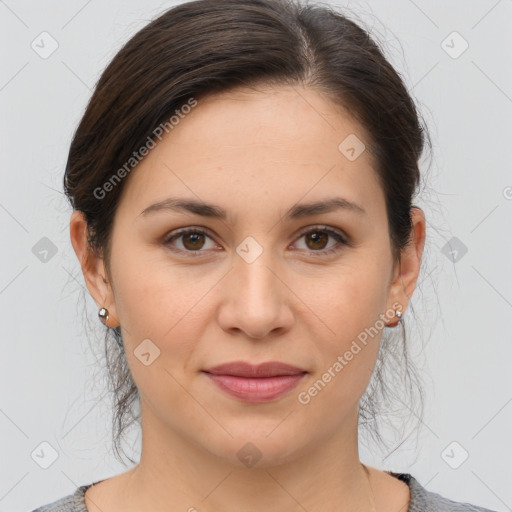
116 85 385 222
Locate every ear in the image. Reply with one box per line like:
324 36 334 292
69 210 120 328
386 207 426 326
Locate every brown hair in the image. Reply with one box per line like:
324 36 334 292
64 0 431 464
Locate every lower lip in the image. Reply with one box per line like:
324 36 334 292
203 372 306 402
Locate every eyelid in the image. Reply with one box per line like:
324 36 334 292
162 227 219 254
294 224 347 242
163 224 349 256
290 224 349 255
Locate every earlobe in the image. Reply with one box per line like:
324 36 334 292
69 210 120 328
386 207 426 323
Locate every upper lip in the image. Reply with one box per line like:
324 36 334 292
203 361 306 378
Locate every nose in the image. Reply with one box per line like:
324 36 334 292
216 248 295 340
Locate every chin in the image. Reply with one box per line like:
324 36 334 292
197 423 312 469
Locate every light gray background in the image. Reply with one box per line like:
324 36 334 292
1 1 511 511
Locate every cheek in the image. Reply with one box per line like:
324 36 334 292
110 247 215 355
295 281 384 426
296 256 390 395
112 261 211 415
110 235 182 311
300 257 390 339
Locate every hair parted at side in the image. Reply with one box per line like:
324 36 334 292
64 0 432 465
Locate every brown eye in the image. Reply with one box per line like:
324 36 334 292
304 231 329 250
182 232 206 250
164 228 217 256
293 226 347 256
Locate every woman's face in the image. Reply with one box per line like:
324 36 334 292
74 84 424 467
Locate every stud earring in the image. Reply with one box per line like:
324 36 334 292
98 307 109 325
387 308 403 328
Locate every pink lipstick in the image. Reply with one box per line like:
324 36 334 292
202 361 307 403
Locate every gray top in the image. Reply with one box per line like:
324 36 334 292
30 472 498 512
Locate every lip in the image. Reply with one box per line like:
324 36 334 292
202 361 307 403
204 361 306 377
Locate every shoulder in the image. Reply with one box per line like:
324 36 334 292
29 484 91 512
392 472 500 512
29 473 500 512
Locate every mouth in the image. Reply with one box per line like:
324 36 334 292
202 361 307 403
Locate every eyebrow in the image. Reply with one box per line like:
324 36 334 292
138 196 366 220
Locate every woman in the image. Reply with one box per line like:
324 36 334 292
31 0 498 510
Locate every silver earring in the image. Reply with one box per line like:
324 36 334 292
395 310 403 320
98 307 109 324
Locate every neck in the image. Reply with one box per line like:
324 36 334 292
116 400 377 512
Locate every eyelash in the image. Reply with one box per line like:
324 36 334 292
162 225 348 258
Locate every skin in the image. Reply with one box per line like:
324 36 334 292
70 84 425 512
